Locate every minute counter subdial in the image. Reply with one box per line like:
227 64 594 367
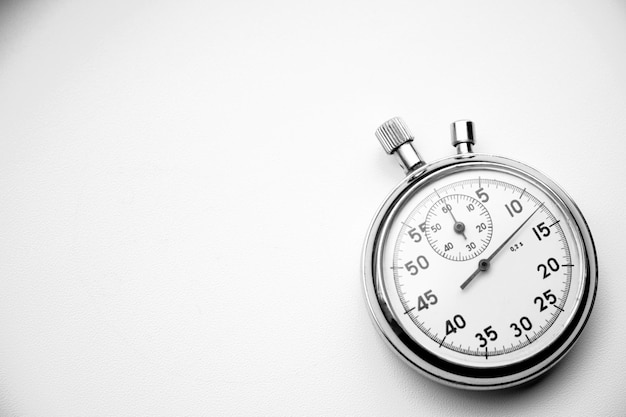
425 194 492 261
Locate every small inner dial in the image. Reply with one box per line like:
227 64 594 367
425 194 492 261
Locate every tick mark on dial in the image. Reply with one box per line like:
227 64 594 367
549 220 561 227
439 336 446 348
525 334 532 344
554 305 565 312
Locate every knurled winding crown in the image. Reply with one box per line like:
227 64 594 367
375 117 414 154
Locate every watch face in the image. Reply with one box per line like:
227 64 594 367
364 156 597 388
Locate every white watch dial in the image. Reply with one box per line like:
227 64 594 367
381 167 583 368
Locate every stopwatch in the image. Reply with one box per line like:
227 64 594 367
362 117 598 390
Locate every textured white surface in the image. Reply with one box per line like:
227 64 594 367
0 0 625 415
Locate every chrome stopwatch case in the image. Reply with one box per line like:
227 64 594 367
362 118 598 390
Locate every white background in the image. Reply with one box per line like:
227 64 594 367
0 0 625 415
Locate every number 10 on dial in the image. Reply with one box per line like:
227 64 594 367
363 118 597 389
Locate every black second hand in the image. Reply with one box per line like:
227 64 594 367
460 202 544 290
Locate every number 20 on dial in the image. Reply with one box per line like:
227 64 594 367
363 118 597 389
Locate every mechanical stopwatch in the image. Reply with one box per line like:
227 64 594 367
362 117 597 390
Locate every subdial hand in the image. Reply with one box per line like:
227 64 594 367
448 209 467 240
460 202 544 290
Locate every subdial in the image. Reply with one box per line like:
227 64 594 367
425 194 493 261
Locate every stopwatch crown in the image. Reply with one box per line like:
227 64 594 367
375 117 425 174
451 120 475 154
375 117 414 154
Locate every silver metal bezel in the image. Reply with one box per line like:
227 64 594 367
362 153 598 390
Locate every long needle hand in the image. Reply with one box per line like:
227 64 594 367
460 202 544 290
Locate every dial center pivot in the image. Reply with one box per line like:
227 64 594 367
478 259 490 271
